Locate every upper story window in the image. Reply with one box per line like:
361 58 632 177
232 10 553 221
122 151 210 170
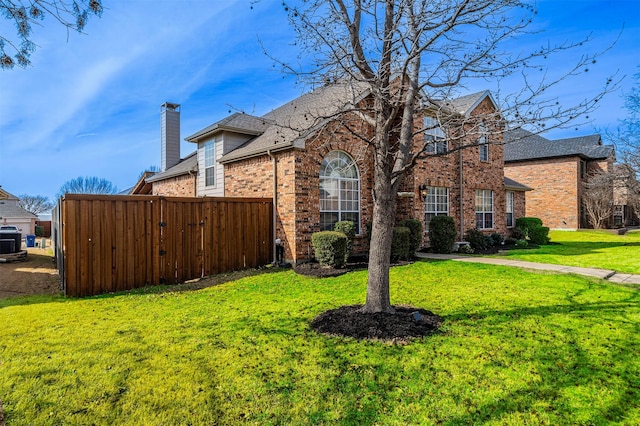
320 151 360 233
580 160 587 179
478 123 489 162
424 116 447 154
204 139 215 187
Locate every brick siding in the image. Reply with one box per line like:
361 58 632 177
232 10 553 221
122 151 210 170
151 174 196 197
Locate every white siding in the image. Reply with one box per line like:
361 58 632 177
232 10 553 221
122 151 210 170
197 135 224 197
196 132 255 197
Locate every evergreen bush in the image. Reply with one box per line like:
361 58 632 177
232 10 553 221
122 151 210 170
311 231 348 268
464 228 489 252
391 226 411 260
489 233 504 247
428 216 457 254
529 226 550 245
334 221 356 261
398 218 423 254
515 217 543 238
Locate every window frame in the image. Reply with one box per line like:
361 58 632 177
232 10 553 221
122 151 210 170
506 191 514 228
319 151 361 234
478 123 489 162
424 186 449 230
475 189 494 230
424 116 447 154
204 139 215 187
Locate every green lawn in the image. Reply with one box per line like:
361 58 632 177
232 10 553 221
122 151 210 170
494 229 640 274
1 261 639 425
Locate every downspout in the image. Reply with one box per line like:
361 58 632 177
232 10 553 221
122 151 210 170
267 150 278 264
459 145 464 240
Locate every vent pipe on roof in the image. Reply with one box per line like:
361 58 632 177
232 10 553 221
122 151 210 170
161 102 181 172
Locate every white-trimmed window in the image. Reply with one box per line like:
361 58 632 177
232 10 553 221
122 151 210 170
424 187 449 230
320 151 360 233
506 191 514 228
204 140 215 187
478 123 489 162
475 189 494 229
424 116 447 154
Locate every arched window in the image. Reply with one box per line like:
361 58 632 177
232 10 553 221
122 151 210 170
319 151 360 233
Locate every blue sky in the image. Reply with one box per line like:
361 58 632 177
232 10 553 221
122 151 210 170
0 0 638 202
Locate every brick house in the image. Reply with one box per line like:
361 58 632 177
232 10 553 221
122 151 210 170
504 129 615 229
612 163 640 227
148 84 528 263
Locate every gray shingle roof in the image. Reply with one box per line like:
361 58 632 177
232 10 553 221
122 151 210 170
504 129 613 162
219 82 370 163
504 176 532 191
146 152 198 182
185 112 272 142
0 201 38 219
443 90 493 116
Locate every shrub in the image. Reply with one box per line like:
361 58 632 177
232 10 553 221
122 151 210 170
458 244 474 254
504 237 518 246
398 219 423 254
529 226 550 245
510 227 526 240
464 228 489 252
515 239 529 249
515 217 543 238
35 226 45 237
489 233 504 247
428 216 457 254
311 231 348 268
334 221 356 260
391 226 411 260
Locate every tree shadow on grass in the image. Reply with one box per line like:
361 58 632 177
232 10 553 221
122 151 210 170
438 290 640 424
240 285 639 424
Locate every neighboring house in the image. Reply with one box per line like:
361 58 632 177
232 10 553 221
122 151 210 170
0 186 38 235
612 163 640 227
504 129 615 230
149 84 529 263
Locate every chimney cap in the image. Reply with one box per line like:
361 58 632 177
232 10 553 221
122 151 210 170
161 102 180 112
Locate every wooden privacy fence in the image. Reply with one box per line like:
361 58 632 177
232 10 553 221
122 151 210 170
58 194 273 297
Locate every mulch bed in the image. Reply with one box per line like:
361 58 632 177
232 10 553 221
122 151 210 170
311 304 443 344
294 258 442 343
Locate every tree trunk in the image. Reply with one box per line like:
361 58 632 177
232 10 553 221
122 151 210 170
361 168 398 314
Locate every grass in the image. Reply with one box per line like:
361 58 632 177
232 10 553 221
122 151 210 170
1 261 639 425
494 229 640 274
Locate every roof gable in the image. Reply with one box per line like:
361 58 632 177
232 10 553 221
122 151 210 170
185 112 271 142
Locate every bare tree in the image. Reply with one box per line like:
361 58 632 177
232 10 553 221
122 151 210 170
57 176 117 198
583 171 616 229
276 0 615 313
617 69 640 177
1 0 103 69
17 194 54 215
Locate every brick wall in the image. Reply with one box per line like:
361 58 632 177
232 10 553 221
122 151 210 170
224 116 375 263
505 157 580 229
407 97 508 245
223 97 514 261
152 174 196 197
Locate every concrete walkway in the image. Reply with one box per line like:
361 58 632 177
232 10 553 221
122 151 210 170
416 252 640 285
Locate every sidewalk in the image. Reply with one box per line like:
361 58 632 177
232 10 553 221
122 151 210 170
416 252 640 285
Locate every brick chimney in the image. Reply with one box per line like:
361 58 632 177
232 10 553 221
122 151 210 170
161 102 181 172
